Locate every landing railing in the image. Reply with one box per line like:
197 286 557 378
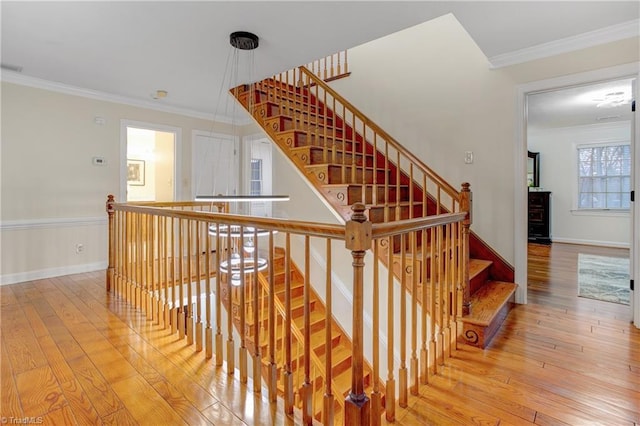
306 50 350 82
106 187 470 425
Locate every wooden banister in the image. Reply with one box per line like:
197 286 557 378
296 66 459 201
106 197 467 426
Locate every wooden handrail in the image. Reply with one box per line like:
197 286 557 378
371 212 466 238
296 66 459 200
106 197 468 426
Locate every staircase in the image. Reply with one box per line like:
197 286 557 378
233 69 516 347
219 246 378 422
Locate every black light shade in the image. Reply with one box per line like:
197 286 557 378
230 31 259 50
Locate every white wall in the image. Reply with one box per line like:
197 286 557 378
528 121 631 247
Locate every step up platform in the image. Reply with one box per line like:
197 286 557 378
459 281 517 349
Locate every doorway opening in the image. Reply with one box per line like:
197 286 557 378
121 120 180 202
516 64 638 326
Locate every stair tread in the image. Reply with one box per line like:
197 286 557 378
469 259 493 280
461 281 517 326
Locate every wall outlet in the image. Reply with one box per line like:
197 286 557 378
75 243 84 254
464 151 474 164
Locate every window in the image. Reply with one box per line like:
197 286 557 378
577 143 630 210
250 159 262 196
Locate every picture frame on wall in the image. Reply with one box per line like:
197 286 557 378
127 159 145 186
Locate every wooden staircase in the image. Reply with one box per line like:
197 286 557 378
219 246 379 422
233 71 516 349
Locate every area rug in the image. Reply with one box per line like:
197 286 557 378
577 254 630 305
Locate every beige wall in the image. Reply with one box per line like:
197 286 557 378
2 14 638 284
0 82 232 283
326 13 639 264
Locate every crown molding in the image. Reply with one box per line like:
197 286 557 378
0 71 245 124
489 19 640 69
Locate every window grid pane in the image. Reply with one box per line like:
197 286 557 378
577 144 630 210
250 159 263 196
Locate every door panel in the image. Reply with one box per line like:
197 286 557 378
192 132 238 199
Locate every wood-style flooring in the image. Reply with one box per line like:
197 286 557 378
1 242 638 425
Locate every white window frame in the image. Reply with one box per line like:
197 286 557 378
573 139 631 214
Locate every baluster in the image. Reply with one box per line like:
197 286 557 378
323 238 334 425
451 222 459 352
460 183 472 316
205 222 213 359
384 142 390 222
253 227 262 393
410 230 419 396
350 112 356 184
106 195 115 292
147 214 154 321
399 233 408 407
129 211 135 303
284 233 294 414
155 215 162 325
137 213 143 309
444 223 452 359
371 240 381 425
385 235 395 422
395 151 401 221
227 224 235 374
215 224 223 366
171 217 178 335
341 103 346 184
187 220 194 345
372 134 378 205
437 224 445 366
195 221 203 351
420 227 429 385
239 227 247 384
429 223 437 374
302 236 312 424
268 231 277 402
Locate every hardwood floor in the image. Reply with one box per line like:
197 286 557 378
1 242 638 425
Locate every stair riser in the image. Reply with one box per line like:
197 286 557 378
308 167 392 185
337 185 409 205
264 115 337 133
470 266 491 295
277 131 362 152
368 204 424 223
291 149 373 168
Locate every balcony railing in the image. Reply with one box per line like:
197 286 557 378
106 185 471 425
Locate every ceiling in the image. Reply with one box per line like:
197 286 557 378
527 78 634 131
1 1 639 122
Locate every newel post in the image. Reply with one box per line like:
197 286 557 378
106 194 115 292
459 183 472 316
344 203 372 426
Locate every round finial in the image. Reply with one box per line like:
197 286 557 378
230 31 259 50
351 202 367 223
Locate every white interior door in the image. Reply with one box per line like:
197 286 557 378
192 131 238 200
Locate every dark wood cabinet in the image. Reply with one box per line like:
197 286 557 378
528 191 551 244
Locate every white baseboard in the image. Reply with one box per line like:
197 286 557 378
0 261 108 286
551 237 630 249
